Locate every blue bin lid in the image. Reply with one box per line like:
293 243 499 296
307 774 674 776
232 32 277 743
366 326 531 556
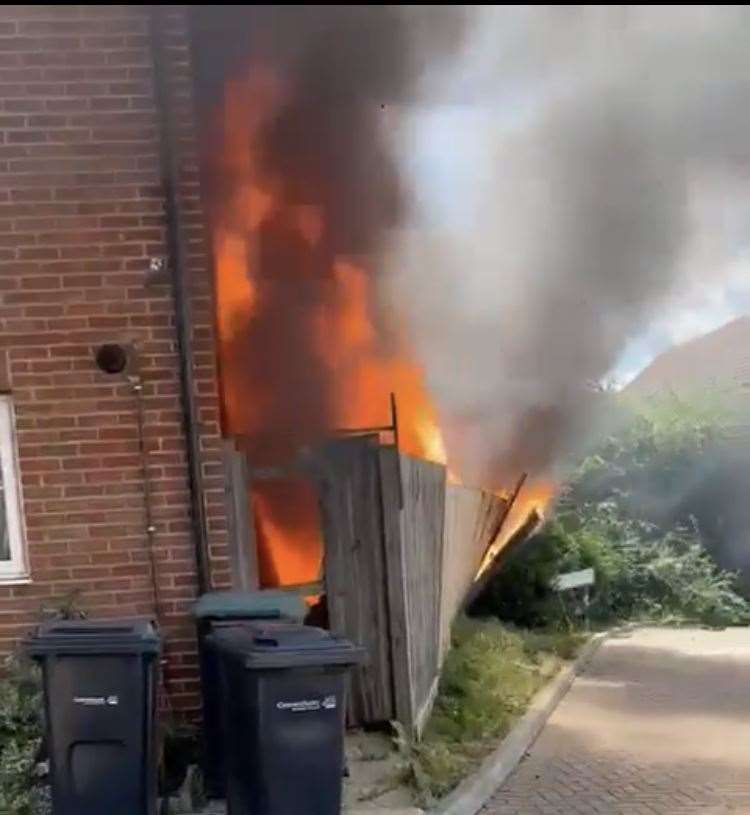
193 590 306 621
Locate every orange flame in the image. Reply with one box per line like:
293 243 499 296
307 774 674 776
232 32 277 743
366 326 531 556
252 479 324 587
323 259 446 461
477 480 556 577
211 69 448 587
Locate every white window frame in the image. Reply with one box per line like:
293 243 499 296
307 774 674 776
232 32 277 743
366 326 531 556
0 397 29 583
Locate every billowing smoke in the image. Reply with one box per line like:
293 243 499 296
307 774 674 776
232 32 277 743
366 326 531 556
389 6 750 485
192 7 468 585
193 6 750 489
192 6 465 465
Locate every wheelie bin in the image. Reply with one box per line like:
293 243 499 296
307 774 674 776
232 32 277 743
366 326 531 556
27 618 160 815
193 590 306 798
211 621 364 815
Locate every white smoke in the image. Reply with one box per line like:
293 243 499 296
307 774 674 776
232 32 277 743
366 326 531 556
386 5 750 485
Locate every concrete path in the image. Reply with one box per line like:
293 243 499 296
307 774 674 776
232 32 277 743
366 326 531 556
484 627 750 815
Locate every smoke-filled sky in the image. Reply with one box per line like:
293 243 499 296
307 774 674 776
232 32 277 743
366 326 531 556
193 5 750 488
387 5 750 482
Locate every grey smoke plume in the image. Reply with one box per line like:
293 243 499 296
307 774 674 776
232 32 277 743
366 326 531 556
193 6 750 490
192 6 465 465
389 6 750 486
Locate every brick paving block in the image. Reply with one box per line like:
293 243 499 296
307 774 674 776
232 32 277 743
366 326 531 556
485 629 750 815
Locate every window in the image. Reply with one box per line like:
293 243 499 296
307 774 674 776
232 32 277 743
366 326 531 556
0 397 28 582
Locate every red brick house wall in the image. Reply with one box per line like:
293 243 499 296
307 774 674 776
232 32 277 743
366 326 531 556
0 5 229 713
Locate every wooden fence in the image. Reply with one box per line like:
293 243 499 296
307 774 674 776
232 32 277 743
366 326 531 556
440 485 508 656
316 436 395 726
223 433 512 735
379 447 446 735
317 438 505 734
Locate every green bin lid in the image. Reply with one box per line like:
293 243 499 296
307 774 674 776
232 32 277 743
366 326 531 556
193 590 306 621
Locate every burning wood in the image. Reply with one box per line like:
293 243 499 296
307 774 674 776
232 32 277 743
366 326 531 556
463 506 544 612
194 7 549 592
202 44 449 587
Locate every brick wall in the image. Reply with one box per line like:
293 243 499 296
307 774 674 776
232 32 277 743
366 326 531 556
0 5 228 714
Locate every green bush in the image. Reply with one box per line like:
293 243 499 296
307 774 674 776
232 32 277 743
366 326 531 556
475 395 750 630
0 655 43 815
569 393 743 557
0 593 88 815
476 499 750 629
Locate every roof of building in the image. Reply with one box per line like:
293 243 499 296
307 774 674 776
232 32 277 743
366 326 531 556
625 316 750 401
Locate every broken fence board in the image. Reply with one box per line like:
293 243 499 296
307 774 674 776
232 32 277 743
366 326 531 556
440 485 508 657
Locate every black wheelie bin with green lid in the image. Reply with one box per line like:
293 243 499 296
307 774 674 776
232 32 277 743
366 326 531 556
193 590 306 798
211 621 365 815
26 618 160 815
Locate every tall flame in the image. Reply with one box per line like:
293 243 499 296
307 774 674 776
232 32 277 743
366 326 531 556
211 70 447 587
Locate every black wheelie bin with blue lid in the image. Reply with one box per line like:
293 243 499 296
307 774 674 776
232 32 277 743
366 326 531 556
193 590 306 798
210 621 365 815
26 618 160 815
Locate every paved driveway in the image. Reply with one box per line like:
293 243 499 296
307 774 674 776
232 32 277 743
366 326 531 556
485 627 750 815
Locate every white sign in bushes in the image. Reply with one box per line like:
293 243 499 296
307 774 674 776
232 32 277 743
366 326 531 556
552 568 595 592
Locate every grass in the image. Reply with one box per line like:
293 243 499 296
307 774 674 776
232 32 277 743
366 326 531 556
398 617 587 806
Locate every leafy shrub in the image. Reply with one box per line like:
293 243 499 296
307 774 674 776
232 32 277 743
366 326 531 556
476 498 750 629
0 654 43 815
570 394 750 574
571 392 728 515
475 395 750 630
0 591 88 815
